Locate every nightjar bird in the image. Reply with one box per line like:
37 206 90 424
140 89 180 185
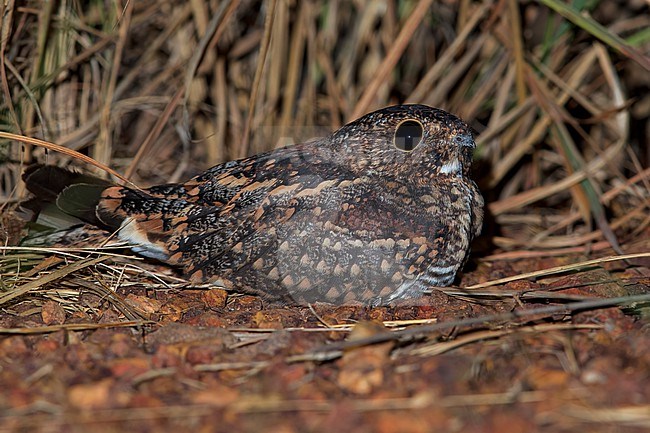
22 104 484 305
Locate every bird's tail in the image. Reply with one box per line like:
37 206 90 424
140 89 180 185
20 165 120 246
21 165 175 261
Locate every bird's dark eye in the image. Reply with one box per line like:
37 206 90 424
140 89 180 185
394 120 423 152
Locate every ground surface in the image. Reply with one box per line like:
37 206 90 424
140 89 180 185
1 228 649 433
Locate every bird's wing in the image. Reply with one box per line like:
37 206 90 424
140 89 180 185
95 143 340 265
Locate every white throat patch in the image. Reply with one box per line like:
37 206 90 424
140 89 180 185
440 158 461 174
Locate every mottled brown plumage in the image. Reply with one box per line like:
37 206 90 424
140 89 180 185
23 104 483 305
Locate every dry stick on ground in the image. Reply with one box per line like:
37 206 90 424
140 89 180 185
466 252 650 289
289 292 650 362
407 323 603 357
0 256 106 305
0 320 154 335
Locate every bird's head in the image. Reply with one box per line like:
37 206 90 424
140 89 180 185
328 104 476 182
